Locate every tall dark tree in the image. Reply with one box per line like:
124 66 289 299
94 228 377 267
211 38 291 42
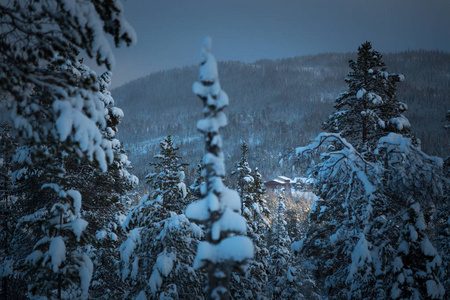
323 41 411 156
232 142 253 212
190 160 205 199
445 110 450 129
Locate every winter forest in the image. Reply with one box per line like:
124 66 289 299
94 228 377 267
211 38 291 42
0 1 449 300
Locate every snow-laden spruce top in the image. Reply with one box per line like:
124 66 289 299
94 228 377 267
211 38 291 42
186 37 253 299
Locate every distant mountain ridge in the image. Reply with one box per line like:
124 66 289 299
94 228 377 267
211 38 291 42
113 50 450 185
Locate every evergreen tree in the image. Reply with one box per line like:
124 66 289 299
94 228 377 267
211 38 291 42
249 168 270 219
120 136 204 299
230 151 270 300
295 43 446 299
146 135 189 214
293 131 446 299
268 193 299 299
323 41 411 156
445 110 450 129
9 57 136 299
377 134 445 299
433 191 450 295
1 0 135 103
76 71 138 299
186 37 253 300
232 142 253 213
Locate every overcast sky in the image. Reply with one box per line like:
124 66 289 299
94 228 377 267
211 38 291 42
100 0 450 88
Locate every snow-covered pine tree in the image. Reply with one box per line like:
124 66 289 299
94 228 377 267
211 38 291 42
230 149 270 300
146 135 189 214
434 190 450 294
267 192 299 299
293 42 446 299
186 37 253 300
376 133 445 299
76 70 138 299
1 0 135 104
232 142 253 214
249 168 270 219
10 57 96 299
292 131 446 299
322 41 411 157
120 136 203 299
1 2 135 297
292 133 385 299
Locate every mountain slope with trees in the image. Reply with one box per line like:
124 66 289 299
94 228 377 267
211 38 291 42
113 50 450 184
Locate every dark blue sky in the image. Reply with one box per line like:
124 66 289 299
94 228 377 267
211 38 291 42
102 0 450 88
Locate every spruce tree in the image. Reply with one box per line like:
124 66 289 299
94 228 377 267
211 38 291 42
230 148 270 300
249 168 270 219
295 43 446 299
1 0 135 103
76 70 138 299
377 134 445 299
120 136 203 299
293 131 446 299
232 142 253 214
323 41 411 156
268 193 298 299
146 135 189 214
186 37 253 300
10 57 137 299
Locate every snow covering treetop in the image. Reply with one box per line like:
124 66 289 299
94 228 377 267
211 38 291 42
322 41 414 157
186 37 253 300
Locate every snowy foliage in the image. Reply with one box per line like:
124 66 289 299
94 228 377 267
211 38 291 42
1 0 135 103
120 138 204 299
146 136 188 214
6 57 137 299
323 41 413 157
267 193 317 299
232 142 254 211
190 160 205 199
17 185 93 299
293 130 446 299
230 147 270 300
186 37 253 299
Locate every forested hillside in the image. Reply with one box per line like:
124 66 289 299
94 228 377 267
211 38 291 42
113 50 450 183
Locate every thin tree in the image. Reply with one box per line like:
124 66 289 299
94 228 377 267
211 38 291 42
186 37 253 300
